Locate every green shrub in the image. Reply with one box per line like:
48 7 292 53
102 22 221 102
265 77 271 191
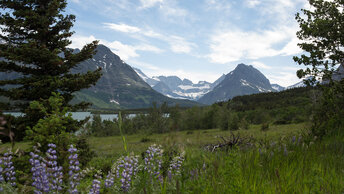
261 123 270 131
140 137 152 142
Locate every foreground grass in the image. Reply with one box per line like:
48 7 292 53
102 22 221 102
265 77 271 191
2 123 344 193
85 123 344 193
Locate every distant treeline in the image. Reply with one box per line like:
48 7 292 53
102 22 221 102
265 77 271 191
85 86 316 136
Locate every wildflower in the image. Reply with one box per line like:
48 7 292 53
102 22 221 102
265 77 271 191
46 143 63 192
68 145 80 194
114 155 139 192
297 136 302 145
189 169 198 180
168 152 185 180
89 175 102 194
144 144 163 182
29 146 50 193
283 145 288 156
3 151 16 187
0 158 3 191
104 172 114 188
258 148 263 155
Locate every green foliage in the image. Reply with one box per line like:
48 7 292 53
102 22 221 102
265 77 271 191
294 0 344 84
76 136 95 167
0 0 102 141
228 113 239 131
84 87 314 137
23 93 93 182
25 93 77 151
294 0 344 137
261 123 270 131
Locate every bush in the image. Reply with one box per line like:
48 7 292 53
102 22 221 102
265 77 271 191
23 93 93 176
228 114 239 131
261 123 270 131
140 137 152 142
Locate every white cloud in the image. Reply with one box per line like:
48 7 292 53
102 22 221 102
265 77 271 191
280 37 303 56
246 0 261 8
206 0 231 11
104 23 195 54
251 61 272 70
139 0 188 20
208 25 302 64
247 0 307 23
103 23 141 33
267 72 300 87
166 35 195 53
139 0 164 9
159 3 188 18
70 35 163 61
69 35 98 49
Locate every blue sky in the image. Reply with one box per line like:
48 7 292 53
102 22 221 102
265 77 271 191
67 0 309 87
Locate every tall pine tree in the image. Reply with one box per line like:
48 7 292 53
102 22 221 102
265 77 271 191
0 0 102 140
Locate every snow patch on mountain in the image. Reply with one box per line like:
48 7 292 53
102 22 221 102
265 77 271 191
133 67 220 101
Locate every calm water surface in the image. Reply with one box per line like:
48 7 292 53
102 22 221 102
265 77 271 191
4 112 126 121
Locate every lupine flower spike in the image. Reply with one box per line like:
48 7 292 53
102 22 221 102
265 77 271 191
0 158 4 191
114 155 139 192
89 174 102 194
29 146 50 193
144 144 163 183
46 143 63 192
168 152 185 180
68 145 80 194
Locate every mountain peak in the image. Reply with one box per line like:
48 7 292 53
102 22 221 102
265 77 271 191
198 63 274 104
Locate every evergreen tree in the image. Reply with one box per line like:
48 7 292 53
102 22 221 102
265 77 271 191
294 0 344 136
0 0 102 140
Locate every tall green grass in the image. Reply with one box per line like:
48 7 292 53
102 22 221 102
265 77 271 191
177 135 344 193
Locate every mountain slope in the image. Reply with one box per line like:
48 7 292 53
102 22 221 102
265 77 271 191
71 45 200 109
134 69 220 100
198 64 274 105
271 84 285 92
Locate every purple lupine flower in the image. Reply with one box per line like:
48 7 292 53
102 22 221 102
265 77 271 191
283 145 288 156
46 143 63 192
168 152 185 180
297 136 302 145
68 145 80 194
104 172 114 188
258 148 263 155
89 175 102 194
114 155 139 192
189 169 198 180
144 144 163 183
0 158 4 191
2 151 16 187
29 146 50 193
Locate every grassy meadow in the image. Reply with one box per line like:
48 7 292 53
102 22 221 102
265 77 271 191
87 123 344 193
3 122 343 193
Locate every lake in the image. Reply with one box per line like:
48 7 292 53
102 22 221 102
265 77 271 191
3 112 136 121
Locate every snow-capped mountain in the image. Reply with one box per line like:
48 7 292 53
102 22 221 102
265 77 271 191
133 68 160 87
198 64 275 105
286 81 306 89
70 45 199 109
133 68 217 100
271 84 285 92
